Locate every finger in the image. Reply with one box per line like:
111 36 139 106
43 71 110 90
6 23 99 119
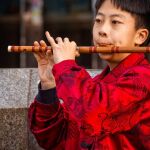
64 37 69 43
33 41 45 59
56 37 63 44
34 41 40 46
71 41 79 56
75 51 80 57
45 31 57 47
71 41 77 48
33 41 40 58
33 51 39 60
46 50 53 56
39 40 53 56
40 40 47 47
40 40 50 55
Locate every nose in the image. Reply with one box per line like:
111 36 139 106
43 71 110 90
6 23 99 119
98 31 107 37
98 22 110 38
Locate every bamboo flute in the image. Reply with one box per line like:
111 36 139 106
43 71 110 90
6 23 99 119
8 45 150 53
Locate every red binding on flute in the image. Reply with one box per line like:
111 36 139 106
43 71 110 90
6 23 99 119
8 45 150 53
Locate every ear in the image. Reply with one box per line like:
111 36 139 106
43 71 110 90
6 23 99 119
134 28 149 46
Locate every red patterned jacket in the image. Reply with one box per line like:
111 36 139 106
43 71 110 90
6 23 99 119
29 53 150 150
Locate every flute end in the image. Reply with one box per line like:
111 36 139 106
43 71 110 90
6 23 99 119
8 46 12 52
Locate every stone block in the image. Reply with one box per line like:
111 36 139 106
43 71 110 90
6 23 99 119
0 68 100 150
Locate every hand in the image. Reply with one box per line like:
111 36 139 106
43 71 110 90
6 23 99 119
45 31 80 64
33 40 56 90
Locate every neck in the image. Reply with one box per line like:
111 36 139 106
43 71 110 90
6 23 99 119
107 53 131 71
107 62 118 71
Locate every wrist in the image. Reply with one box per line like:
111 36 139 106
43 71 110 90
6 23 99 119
55 58 75 64
41 81 56 90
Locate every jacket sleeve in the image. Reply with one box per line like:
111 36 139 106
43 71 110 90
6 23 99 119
28 88 80 149
52 60 150 136
28 100 68 149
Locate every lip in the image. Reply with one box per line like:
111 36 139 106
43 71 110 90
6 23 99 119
97 43 114 47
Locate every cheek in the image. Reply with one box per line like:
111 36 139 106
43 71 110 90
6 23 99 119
92 27 97 41
110 32 122 45
93 25 96 34
112 30 134 46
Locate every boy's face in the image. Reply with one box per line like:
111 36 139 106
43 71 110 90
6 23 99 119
93 0 140 64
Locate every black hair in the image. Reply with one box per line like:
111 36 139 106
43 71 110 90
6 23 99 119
95 0 150 46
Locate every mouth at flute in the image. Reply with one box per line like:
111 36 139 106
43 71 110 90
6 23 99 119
97 43 114 54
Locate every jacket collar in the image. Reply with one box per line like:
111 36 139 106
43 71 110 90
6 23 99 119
99 53 146 83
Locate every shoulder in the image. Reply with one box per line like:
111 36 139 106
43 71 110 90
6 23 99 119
126 64 150 74
120 64 150 87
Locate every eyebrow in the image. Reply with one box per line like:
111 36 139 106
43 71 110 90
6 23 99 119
97 12 126 19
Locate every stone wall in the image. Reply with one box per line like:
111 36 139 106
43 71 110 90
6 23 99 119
0 68 100 150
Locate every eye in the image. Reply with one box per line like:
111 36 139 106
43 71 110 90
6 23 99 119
95 18 102 24
112 20 122 25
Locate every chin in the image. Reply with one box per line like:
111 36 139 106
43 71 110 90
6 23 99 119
99 53 114 61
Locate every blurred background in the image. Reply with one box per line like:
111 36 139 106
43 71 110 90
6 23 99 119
0 0 149 68
0 0 106 69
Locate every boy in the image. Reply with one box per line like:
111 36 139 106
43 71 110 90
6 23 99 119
28 0 150 149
